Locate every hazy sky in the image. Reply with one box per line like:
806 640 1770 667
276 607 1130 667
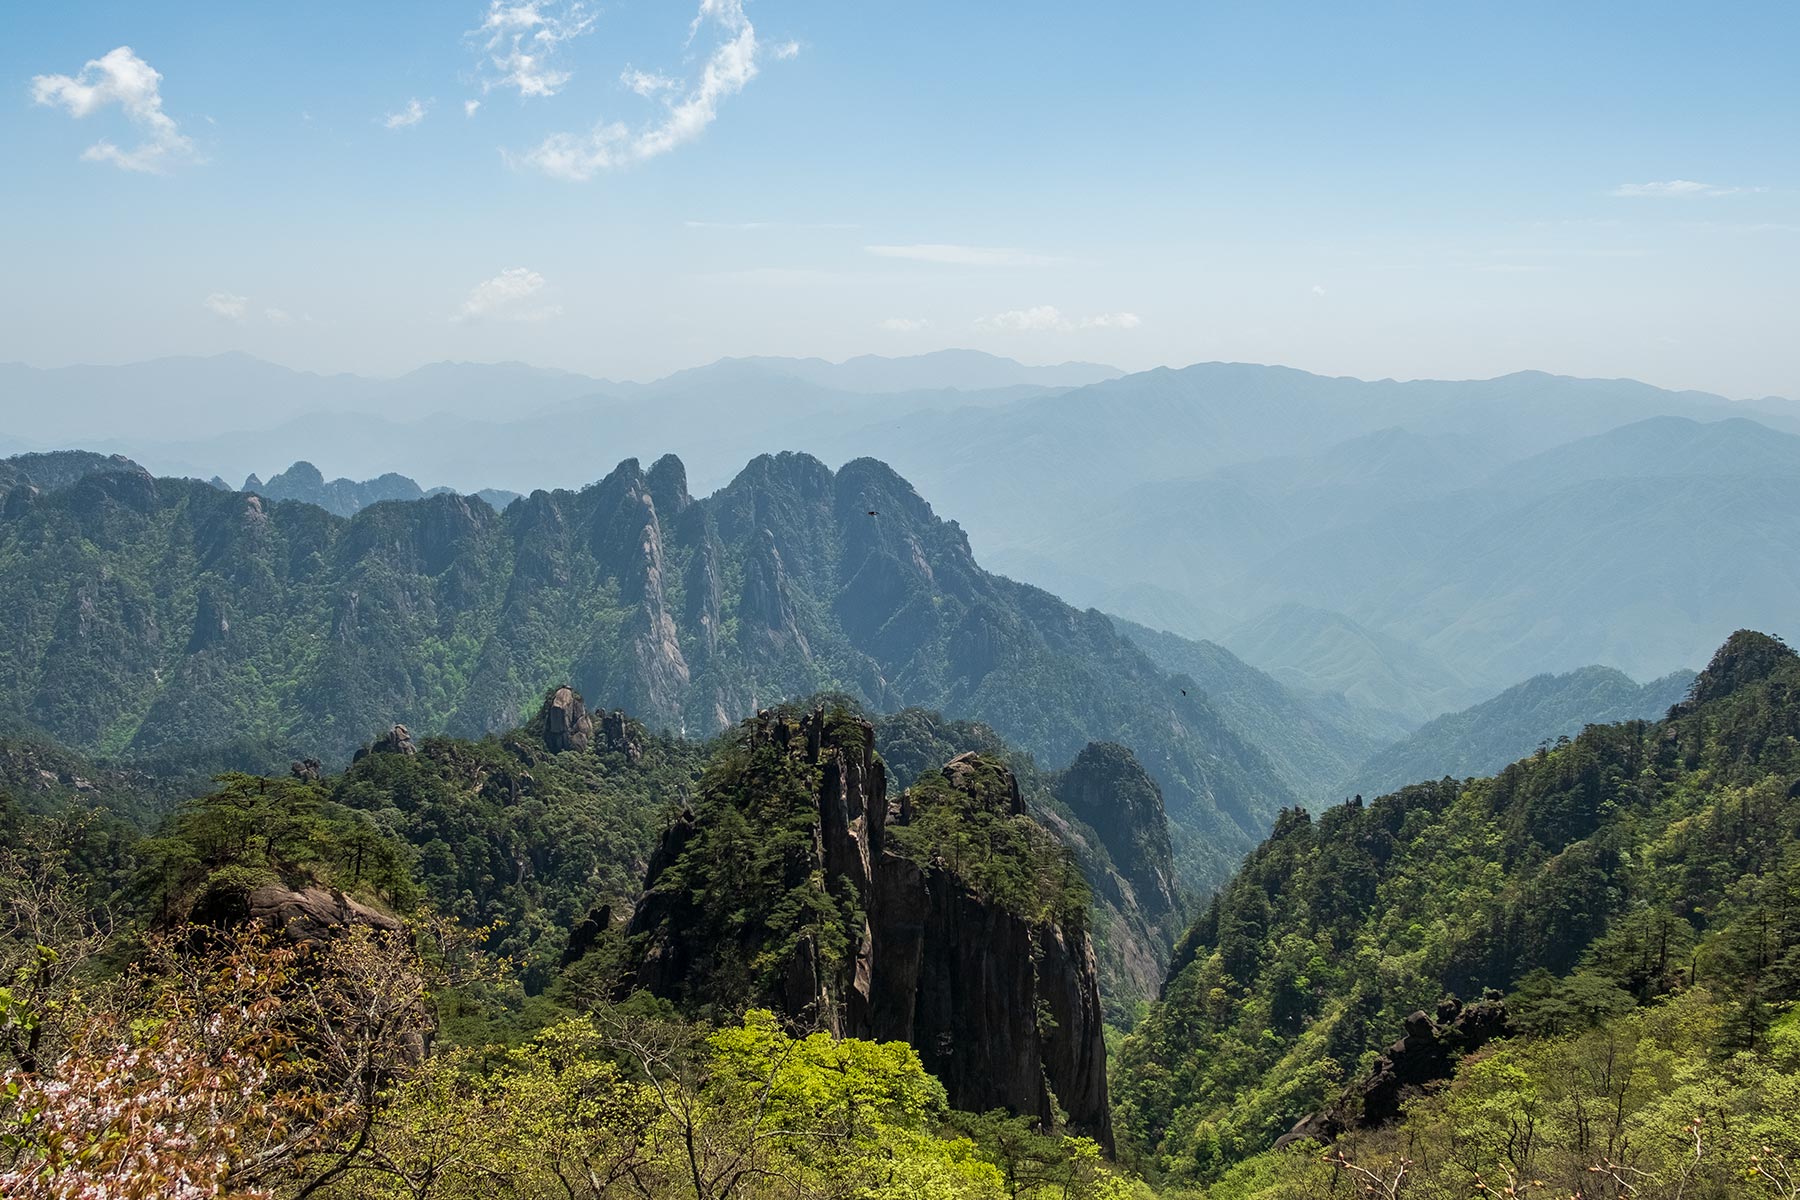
5 0 1798 398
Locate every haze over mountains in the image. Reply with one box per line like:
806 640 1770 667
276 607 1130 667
4 349 1794 727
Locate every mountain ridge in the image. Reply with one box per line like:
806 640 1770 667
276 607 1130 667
0 450 1295 887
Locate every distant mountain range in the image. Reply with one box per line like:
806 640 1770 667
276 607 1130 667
5 353 1790 722
1341 664 1696 799
242 460 520 518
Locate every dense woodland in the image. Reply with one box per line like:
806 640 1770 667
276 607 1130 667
1114 630 1800 1196
8 630 1800 1197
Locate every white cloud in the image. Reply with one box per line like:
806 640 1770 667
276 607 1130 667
513 0 785 180
865 244 1061 267
453 267 563 322
879 317 932 332
31 46 196 173
203 292 249 321
1611 180 1754 198
472 1 595 98
384 98 430 129
974 306 1140 333
773 40 801 60
465 99 482 117
264 307 292 325
622 67 679 97
1312 284 1327 296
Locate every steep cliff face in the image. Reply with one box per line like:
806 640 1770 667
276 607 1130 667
625 706 1113 1148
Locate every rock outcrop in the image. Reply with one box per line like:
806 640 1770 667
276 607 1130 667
354 724 417 760
1276 994 1512 1148
625 707 1113 1149
539 685 594 752
246 884 405 950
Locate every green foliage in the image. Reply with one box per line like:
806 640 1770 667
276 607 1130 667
329 724 706 992
1115 630 1800 1187
889 764 1091 930
631 709 871 1011
137 771 416 915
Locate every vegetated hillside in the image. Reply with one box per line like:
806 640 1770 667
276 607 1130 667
1111 631 1800 1194
1344 663 1697 798
1 690 1149 1198
0 453 1290 888
0 450 150 491
0 730 169 829
1113 617 1412 805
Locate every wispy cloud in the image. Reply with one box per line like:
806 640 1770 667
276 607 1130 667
384 98 431 129
1611 179 1757 198
453 267 562 322
203 292 249 321
866 244 1060 267
31 46 196 173
622 67 679 98
513 0 790 180
975 306 1140 333
471 1 595 98
879 317 932 332
465 99 483 117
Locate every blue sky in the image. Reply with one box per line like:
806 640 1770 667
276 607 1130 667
4 0 1797 397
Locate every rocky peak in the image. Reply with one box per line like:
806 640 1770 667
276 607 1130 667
598 709 643 763
624 709 1112 1148
273 461 327 488
538 685 593 752
646 453 691 519
1055 742 1179 925
940 751 1026 816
